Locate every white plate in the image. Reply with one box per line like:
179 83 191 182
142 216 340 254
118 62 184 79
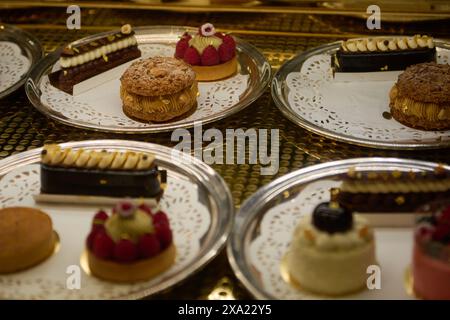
0 140 234 299
26 26 271 133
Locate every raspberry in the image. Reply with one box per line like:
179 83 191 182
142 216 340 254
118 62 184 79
183 47 201 65
92 223 105 233
175 38 190 59
155 222 173 249
432 224 450 242
153 211 169 226
222 34 236 48
181 32 192 41
92 231 115 259
218 42 235 63
113 239 138 262
438 206 450 225
415 225 434 242
138 234 161 258
201 45 220 66
138 203 153 216
93 210 108 224
86 229 99 250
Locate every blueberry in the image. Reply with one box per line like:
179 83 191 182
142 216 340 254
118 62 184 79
312 202 353 234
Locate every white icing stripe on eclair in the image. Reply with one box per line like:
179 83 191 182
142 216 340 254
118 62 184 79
59 36 138 68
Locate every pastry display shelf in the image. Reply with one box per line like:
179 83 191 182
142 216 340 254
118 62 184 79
0 6 449 300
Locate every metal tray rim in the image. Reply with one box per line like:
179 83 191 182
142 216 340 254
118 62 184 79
25 25 271 134
271 39 450 150
0 24 43 99
0 139 234 299
227 157 450 300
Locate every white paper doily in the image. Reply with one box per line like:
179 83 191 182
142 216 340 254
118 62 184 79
0 41 31 93
0 164 211 299
249 179 413 300
39 43 249 128
286 49 450 144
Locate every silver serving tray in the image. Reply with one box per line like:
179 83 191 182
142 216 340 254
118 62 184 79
0 140 234 299
271 40 450 150
0 24 42 99
228 157 450 299
25 26 271 133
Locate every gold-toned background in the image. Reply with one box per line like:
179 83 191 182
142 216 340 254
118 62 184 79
0 5 449 299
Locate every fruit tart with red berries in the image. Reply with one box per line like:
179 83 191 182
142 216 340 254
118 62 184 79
86 201 175 282
175 23 237 81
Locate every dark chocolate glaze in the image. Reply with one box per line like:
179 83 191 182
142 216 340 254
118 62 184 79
40 163 165 199
332 47 436 72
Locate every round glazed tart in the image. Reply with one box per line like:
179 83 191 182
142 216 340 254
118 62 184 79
191 56 238 81
0 207 57 273
87 243 176 283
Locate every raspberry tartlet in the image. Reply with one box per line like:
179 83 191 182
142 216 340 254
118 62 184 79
175 23 237 81
413 202 450 299
86 202 175 282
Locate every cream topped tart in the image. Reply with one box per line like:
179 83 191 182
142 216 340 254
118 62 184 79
86 202 175 282
285 201 376 296
39 144 165 199
174 23 237 81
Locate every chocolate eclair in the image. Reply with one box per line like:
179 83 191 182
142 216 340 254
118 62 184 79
332 35 436 73
49 24 141 95
335 166 450 212
39 144 166 199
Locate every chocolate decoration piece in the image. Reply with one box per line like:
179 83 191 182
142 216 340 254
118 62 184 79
332 47 436 73
312 202 353 234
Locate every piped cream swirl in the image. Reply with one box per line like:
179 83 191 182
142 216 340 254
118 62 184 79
292 215 373 252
